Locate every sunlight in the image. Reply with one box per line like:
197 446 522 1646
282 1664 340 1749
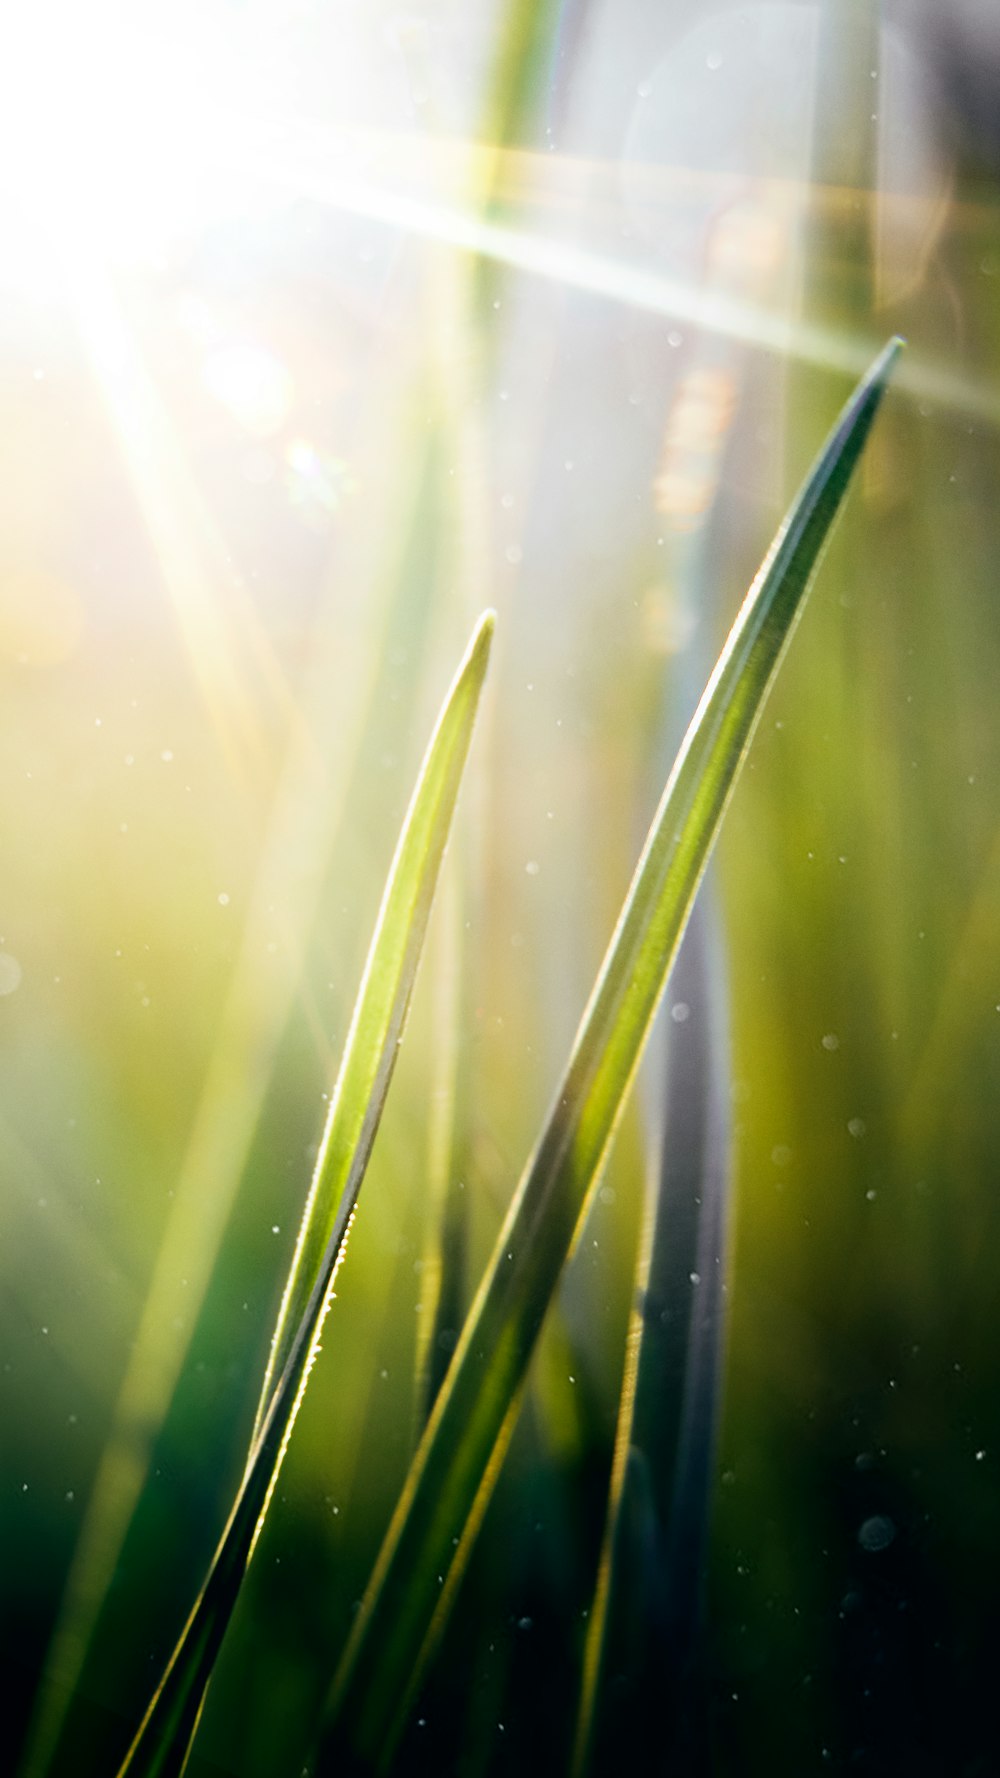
0 1 990 430
0 0 276 296
65 252 291 781
7 8 1000 1778
241 119 1000 423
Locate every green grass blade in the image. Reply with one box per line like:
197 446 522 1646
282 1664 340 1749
317 338 902 1775
19 383 452 1778
574 893 732 1774
412 858 468 1423
115 610 495 1778
248 613 493 1453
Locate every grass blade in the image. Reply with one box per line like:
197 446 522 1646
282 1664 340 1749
574 326 747 1770
115 610 495 1778
412 859 469 1423
20 374 451 1778
574 892 732 1772
247 502 482 1456
317 338 902 1774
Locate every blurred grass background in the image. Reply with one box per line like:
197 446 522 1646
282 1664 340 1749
2 2 1000 1774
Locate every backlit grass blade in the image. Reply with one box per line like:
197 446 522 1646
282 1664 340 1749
575 322 746 1770
20 376 455 1778
249 538 487 1459
574 893 732 1773
115 610 495 1778
317 338 901 1775
412 859 468 1423
410 0 570 1428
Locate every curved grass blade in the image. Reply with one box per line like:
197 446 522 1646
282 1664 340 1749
412 858 469 1424
115 610 495 1778
317 338 902 1775
248 604 488 1459
576 321 745 1770
20 378 453 1778
574 892 731 1774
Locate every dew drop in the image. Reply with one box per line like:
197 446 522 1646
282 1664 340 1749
858 1514 896 1553
0 953 23 996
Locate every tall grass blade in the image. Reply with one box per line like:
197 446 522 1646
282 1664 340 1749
317 338 901 1775
412 860 469 1422
574 322 749 1771
115 611 494 1778
411 0 574 1429
247 489 480 1455
20 372 447 1778
472 0 563 318
574 893 731 1773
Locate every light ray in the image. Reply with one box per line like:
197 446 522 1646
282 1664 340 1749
18 330 430 1778
63 250 293 787
236 119 1000 427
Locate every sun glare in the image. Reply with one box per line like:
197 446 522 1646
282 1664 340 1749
0 2 984 430
0 1 280 295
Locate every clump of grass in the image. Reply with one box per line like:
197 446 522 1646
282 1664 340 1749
100 338 899 1778
27 336 896 1778
319 337 901 1775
